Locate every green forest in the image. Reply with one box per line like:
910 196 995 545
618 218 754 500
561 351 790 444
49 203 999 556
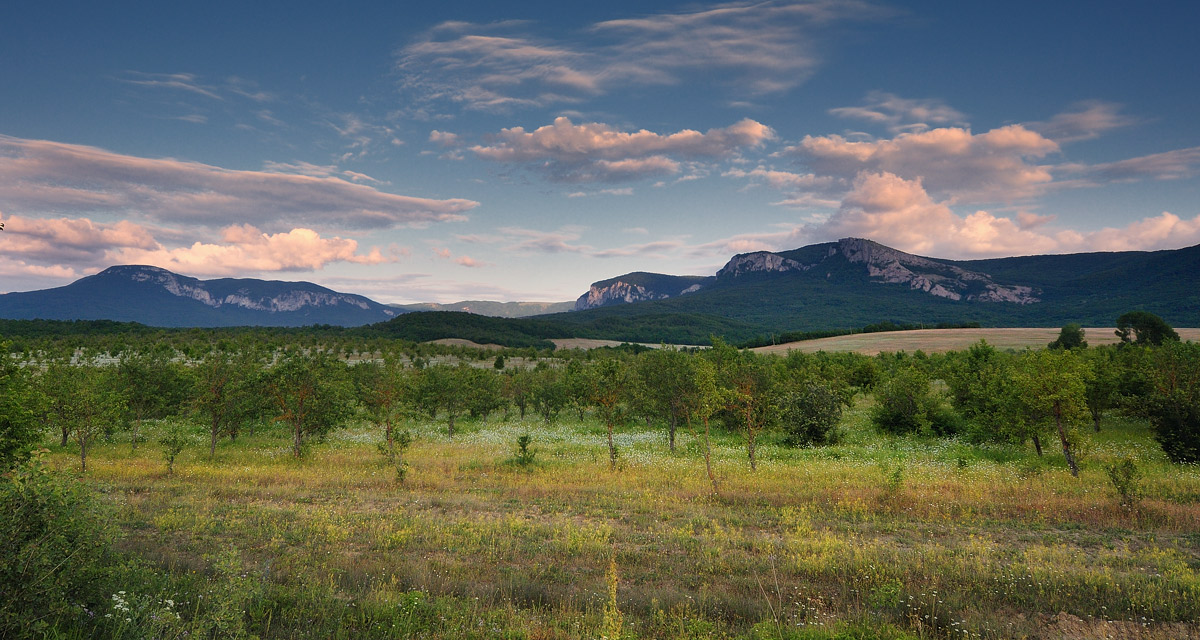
1 316 1198 639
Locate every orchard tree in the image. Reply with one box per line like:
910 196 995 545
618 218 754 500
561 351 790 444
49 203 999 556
503 368 535 420
116 347 191 451
44 361 126 472
713 342 777 471
266 350 355 458
193 349 265 459
687 358 725 496
1081 347 1121 431
586 358 631 470
352 356 412 446
531 365 568 425
1011 350 1093 476
1138 341 1200 463
943 341 1016 441
634 348 696 452
1116 311 1180 346
416 364 472 438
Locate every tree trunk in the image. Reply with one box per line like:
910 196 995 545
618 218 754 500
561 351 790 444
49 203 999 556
668 416 677 452
703 417 719 497
447 413 455 439
293 423 303 458
1054 404 1080 477
607 421 618 471
1092 409 1102 433
1032 434 1043 457
210 417 219 459
60 427 70 447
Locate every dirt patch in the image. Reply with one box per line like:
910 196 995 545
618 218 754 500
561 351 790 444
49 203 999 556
427 338 506 350
1042 611 1200 640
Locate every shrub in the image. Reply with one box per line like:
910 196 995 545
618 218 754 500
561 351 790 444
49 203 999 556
1105 457 1142 507
1136 341 1200 463
0 453 116 636
870 368 952 436
779 383 843 446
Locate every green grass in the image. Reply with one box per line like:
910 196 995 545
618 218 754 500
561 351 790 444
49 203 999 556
41 405 1200 639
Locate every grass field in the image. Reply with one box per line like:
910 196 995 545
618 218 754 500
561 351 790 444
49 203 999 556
753 328 1200 356
44 399 1200 639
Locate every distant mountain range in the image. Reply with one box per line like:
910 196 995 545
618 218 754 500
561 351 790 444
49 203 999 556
1 238 1196 339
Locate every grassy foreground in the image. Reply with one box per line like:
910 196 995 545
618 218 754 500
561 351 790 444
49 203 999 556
47 404 1200 640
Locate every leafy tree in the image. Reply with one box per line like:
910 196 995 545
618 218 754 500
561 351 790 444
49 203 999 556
352 356 412 446
465 366 505 422
634 348 697 452
942 341 1016 442
503 368 535 420
1048 323 1088 350
116 347 191 451
415 364 472 438
193 350 265 459
870 367 944 436
1137 340 1200 463
1081 347 1121 431
779 382 843 447
688 358 724 496
714 342 777 470
266 350 355 458
586 358 631 470
0 344 43 469
531 365 568 425
1010 349 1093 476
42 362 126 472
1116 311 1180 346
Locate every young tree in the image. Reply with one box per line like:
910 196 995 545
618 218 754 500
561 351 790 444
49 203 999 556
687 358 724 496
531 365 568 425
266 350 355 458
1116 311 1180 346
1011 350 1093 476
778 382 843 447
42 362 126 472
416 364 471 438
634 348 696 452
715 345 777 471
465 367 505 422
1081 347 1121 431
1137 341 1200 463
193 350 265 459
117 347 191 451
586 358 630 470
503 368 535 420
352 356 412 447
942 341 1017 442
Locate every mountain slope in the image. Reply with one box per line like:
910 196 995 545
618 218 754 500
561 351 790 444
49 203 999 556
0 265 399 327
557 238 1200 341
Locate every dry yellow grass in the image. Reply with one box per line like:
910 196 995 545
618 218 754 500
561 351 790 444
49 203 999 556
753 327 1200 356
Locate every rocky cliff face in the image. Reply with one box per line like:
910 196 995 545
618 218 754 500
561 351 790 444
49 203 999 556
574 273 711 310
715 251 808 278
110 265 393 314
835 238 1039 304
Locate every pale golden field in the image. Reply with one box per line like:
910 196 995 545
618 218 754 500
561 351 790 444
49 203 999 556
753 328 1200 356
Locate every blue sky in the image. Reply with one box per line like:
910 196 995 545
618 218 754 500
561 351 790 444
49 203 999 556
3 1 1199 303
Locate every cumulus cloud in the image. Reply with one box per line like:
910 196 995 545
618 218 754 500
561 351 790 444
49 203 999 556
468 117 773 182
828 91 967 134
0 135 477 230
788 125 1060 202
0 213 389 277
396 1 890 113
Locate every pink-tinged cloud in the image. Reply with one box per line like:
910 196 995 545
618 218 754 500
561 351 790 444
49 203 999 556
0 135 478 230
0 213 388 277
432 247 488 268
468 117 773 182
1029 101 1139 143
790 125 1059 202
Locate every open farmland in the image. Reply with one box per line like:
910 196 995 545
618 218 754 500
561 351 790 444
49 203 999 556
754 328 1200 356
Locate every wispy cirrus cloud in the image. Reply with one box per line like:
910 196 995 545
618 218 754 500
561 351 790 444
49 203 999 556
1028 101 1139 143
828 91 967 134
396 1 890 114
0 135 477 231
463 117 773 182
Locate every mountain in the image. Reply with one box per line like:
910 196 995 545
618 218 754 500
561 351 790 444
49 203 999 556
0 265 399 327
558 238 1200 342
391 300 574 317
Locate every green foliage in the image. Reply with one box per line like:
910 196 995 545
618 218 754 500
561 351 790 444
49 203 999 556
266 349 356 457
941 341 1015 442
192 348 267 458
0 453 115 637
1105 457 1142 507
870 368 948 436
41 361 128 472
1116 310 1180 346
513 434 537 468
158 422 194 475
778 383 843 447
1048 323 1088 350
0 344 43 469
1137 341 1200 463
1009 349 1094 475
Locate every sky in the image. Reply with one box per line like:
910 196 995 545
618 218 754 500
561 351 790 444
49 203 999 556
2 1 1199 303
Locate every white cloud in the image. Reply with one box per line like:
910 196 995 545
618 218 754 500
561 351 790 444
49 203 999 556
468 117 773 182
0 135 477 230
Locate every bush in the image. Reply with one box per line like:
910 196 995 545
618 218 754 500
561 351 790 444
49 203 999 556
779 384 844 446
1137 341 1200 463
870 368 952 436
0 453 116 636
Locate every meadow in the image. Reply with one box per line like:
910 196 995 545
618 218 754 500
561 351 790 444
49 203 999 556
40 400 1200 639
